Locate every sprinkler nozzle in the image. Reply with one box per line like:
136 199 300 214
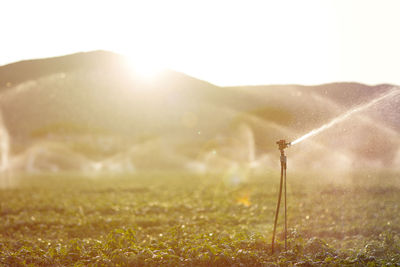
276 140 291 151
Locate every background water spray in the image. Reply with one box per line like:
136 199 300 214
291 88 400 146
0 110 10 172
0 108 11 188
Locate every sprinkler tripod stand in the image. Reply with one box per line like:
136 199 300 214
271 140 290 253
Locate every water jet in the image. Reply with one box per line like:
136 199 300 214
270 87 399 253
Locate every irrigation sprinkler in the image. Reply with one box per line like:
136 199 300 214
271 139 291 253
269 88 399 254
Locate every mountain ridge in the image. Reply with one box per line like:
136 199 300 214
0 51 399 173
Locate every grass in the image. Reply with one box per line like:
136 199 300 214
1 171 399 266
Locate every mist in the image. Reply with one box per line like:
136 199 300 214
0 55 399 189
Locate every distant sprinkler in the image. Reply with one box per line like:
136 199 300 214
271 139 291 254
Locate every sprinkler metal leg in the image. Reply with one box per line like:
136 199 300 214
284 163 287 251
271 161 284 253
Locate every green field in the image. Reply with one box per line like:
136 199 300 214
1 172 399 266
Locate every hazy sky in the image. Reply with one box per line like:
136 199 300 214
1 0 400 86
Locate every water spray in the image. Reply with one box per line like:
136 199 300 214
271 139 291 253
291 88 400 146
270 87 399 253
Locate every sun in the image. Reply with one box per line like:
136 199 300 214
123 54 165 81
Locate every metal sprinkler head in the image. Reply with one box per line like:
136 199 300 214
276 139 291 151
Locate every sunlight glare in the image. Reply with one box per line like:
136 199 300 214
124 54 166 81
